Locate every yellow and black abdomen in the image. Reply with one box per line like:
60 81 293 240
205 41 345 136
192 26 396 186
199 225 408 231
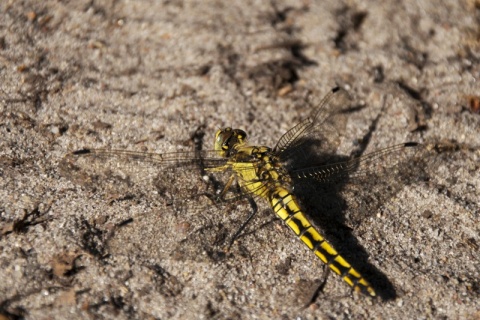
269 187 376 296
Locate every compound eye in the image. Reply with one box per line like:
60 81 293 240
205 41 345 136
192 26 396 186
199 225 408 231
223 132 235 148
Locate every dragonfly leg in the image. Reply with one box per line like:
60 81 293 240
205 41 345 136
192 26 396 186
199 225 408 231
227 196 258 249
218 174 236 200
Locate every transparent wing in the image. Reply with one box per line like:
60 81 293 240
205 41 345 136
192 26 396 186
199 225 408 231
68 148 227 170
275 87 352 165
290 142 419 183
59 148 232 205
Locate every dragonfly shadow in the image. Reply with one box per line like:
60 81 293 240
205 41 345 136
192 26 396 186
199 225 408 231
296 180 395 299
287 134 434 300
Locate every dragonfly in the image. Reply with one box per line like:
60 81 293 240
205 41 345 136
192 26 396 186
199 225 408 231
62 87 423 297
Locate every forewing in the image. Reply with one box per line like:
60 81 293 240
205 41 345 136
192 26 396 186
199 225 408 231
60 148 230 202
276 87 353 168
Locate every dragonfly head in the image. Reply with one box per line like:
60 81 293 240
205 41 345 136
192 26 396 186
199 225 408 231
214 127 247 157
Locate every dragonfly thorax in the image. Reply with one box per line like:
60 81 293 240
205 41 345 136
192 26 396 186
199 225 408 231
214 127 247 158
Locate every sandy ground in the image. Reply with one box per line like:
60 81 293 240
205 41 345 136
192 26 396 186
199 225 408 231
1 0 479 319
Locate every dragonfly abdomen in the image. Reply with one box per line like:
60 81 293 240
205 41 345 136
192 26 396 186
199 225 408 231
269 187 376 297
